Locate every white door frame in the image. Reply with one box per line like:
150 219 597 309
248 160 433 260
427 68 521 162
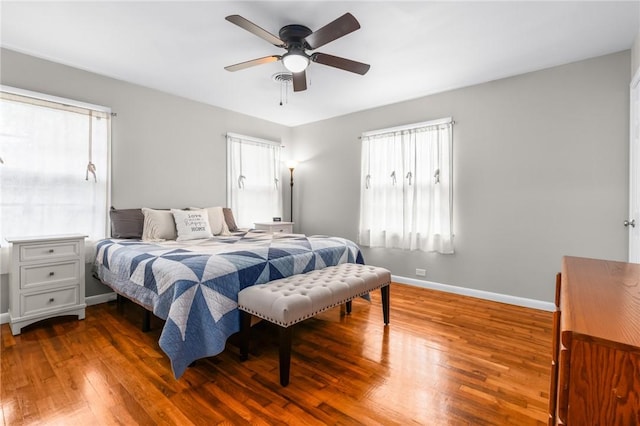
629 68 640 263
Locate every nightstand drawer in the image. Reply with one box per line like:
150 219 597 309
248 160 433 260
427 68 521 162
21 261 80 289
22 287 79 316
20 241 80 262
254 222 294 234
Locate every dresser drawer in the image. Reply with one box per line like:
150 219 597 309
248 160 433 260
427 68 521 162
21 286 79 317
20 261 80 289
20 241 80 262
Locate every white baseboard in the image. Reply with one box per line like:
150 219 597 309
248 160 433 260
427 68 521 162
392 275 555 312
0 292 118 325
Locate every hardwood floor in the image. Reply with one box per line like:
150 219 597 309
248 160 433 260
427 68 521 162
1 283 552 425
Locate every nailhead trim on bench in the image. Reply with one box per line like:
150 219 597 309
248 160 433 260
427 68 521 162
239 282 387 327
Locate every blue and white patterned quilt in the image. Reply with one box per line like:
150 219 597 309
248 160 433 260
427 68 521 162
93 231 364 378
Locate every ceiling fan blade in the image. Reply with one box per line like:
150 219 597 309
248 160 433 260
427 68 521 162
312 53 370 75
224 55 281 72
292 71 307 92
305 13 360 50
225 15 285 47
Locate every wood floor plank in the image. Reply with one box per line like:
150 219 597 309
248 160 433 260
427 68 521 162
1 283 552 425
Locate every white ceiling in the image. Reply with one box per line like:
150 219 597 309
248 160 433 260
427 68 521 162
1 1 639 127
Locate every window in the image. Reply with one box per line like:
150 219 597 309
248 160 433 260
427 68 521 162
358 118 454 253
0 87 111 247
226 133 282 228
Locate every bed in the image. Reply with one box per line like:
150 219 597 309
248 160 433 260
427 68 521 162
93 230 364 378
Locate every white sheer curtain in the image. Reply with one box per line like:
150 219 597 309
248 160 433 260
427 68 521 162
0 88 110 247
226 134 282 228
358 119 454 253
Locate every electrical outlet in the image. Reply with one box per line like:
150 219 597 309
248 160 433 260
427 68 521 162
416 268 426 277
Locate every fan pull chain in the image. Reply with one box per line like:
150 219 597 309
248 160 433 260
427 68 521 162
279 76 290 106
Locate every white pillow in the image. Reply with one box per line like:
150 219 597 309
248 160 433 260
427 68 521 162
141 208 177 241
171 209 213 241
191 206 230 236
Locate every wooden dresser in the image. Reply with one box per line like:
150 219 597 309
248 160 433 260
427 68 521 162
549 256 640 425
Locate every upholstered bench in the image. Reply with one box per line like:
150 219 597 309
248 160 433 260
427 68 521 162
238 263 391 386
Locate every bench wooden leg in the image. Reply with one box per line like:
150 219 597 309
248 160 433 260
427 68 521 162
279 326 292 386
240 311 251 361
381 285 390 325
346 300 352 314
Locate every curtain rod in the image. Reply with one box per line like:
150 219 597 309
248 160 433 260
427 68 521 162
361 117 454 138
1 84 112 116
224 132 283 147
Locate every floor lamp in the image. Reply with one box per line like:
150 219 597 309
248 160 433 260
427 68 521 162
287 161 298 222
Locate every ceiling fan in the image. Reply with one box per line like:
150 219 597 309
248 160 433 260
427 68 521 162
224 13 370 92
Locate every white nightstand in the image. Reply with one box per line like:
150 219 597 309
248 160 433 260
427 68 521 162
7 234 87 335
254 222 294 234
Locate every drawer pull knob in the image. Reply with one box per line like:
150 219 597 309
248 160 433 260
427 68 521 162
48 298 55 303
49 272 55 276
48 249 55 253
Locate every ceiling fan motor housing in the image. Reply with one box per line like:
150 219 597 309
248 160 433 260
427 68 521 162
279 24 313 49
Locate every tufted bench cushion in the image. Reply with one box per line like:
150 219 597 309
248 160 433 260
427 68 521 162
238 263 391 327
238 263 391 386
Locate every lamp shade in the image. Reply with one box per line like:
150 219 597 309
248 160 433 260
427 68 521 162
282 52 309 73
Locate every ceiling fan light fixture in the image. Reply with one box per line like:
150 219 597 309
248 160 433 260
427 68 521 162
282 51 309 73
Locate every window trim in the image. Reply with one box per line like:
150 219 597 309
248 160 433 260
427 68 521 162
0 86 113 264
0 85 113 234
225 133 283 228
359 117 454 253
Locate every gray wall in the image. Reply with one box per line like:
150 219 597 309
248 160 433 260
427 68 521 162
0 48 290 311
632 29 640 78
0 48 631 312
290 51 630 303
